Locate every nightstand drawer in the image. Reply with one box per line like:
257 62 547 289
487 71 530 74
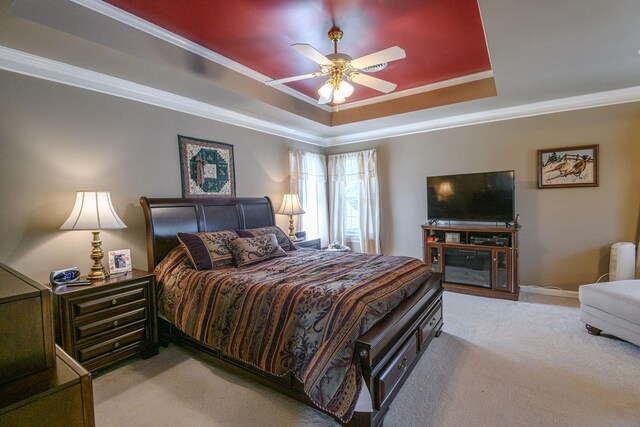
53 269 158 372
72 284 146 318
74 307 146 341
76 327 147 363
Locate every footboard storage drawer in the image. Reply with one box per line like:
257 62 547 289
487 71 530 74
419 301 442 349
53 270 158 372
376 332 418 408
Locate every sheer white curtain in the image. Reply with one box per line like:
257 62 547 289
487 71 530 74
328 149 380 254
289 149 329 247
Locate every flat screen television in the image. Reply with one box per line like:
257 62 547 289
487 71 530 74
427 170 515 223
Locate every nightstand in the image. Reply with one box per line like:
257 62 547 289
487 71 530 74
295 238 321 249
324 246 351 252
51 269 158 372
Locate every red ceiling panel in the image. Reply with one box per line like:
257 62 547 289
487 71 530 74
105 0 491 103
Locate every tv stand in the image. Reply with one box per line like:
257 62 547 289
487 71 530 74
422 224 519 300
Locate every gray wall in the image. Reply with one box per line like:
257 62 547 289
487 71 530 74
327 103 640 290
0 70 318 283
2 67 639 291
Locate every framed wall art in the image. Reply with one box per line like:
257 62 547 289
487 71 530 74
537 144 599 189
108 249 132 274
178 135 236 198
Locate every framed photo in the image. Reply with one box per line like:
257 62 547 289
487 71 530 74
537 144 598 189
178 135 236 198
108 249 132 274
445 232 461 243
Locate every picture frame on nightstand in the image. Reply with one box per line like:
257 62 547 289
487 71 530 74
108 249 132 274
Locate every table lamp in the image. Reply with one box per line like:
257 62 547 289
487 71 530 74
60 191 127 280
277 193 305 240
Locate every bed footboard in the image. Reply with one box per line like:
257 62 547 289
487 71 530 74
351 273 443 427
158 273 442 427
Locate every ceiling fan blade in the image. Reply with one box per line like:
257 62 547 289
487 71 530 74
350 46 406 70
318 91 333 104
291 44 332 65
266 72 322 86
350 73 397 93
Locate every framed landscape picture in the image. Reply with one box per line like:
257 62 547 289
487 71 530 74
178 135 236 197
537 144 599 189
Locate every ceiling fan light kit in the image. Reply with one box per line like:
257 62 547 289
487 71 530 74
266 26 406 105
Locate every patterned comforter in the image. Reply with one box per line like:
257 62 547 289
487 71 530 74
155 247 433 422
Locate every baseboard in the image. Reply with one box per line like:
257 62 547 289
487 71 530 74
519 285 578 299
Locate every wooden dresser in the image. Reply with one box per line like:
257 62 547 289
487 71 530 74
52 269 158 372
0 264 55 384
0 346 94 426
0 262 94 426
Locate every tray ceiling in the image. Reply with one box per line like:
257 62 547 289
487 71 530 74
104 0 494 108
5 0 640 145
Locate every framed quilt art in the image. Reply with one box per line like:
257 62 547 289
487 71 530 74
178 135 236 197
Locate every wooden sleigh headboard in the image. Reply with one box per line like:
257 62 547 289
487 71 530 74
139 196 276 271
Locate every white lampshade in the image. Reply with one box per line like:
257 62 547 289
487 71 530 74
318 81 334 100
61 191 127 230
332 90 346 104
277 193 305 216
338 80 354 97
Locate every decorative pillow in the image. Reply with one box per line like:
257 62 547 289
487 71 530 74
235 226 297 251
177 230 238 270
228 233 287 267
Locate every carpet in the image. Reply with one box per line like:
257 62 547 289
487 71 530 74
93 292 640 426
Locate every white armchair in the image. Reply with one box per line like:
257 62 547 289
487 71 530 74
579 280 640 347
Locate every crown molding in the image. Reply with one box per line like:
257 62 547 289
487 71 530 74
334 70 495 111
0 46 324 145
2 45 640 148
325 85 640 146
69 0 331 111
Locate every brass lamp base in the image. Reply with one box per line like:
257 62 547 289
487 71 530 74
287 214 296 240
87 231 109 281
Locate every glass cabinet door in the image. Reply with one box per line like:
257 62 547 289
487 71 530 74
428 244 442 272
492 248 512 291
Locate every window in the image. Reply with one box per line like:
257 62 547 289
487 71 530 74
328 150 380 254
288 149 380 254
343 159 360 239
289 150 329 246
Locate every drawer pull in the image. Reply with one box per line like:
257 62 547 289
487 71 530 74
429 318 436 327
113 320 119 327
397 356 408 371
111 299 117 306
114 342 120 349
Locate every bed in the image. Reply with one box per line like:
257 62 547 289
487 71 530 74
140 196 443 427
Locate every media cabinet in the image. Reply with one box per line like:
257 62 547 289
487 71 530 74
422 224 519 300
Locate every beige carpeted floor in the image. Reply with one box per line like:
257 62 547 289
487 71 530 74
93 292 640 427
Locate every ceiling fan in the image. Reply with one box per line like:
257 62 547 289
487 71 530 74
266 27 406 105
